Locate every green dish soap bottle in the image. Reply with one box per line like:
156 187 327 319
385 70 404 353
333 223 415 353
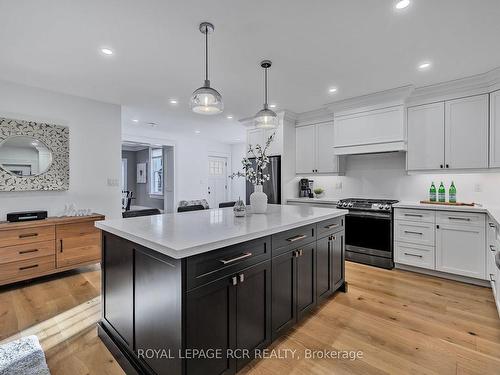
449 181 457 203
429 182 437 202
438 182 446 203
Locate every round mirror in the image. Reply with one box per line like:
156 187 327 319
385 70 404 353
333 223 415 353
0 136 53 177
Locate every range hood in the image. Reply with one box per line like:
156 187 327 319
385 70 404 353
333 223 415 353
333 104 406 155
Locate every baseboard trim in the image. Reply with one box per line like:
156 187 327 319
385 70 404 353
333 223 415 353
395 263 490 287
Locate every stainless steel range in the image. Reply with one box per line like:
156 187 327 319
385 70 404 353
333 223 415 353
336 198 399 269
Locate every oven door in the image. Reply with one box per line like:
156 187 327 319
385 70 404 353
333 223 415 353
345 211 392 259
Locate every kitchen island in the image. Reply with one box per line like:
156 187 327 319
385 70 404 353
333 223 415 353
96 204 348 375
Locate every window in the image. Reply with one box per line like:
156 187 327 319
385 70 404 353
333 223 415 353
209 159 225 176
150 148 163 195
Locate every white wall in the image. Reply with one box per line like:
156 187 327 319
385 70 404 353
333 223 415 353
0 80 122 220
122 124 234 208
292 152 500 206
230 143 246 201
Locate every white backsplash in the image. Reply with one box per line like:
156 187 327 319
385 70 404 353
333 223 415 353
293 152 500 207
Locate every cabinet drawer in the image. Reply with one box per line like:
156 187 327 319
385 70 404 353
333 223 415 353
0 255 55 284
316 217 344 238
56 221 101 238
0 240 55 264
395 242 435 269
0 225 55 248
436 211 485 227
272 224 315 256
186 236 270 290
394 221 435 246
394 208 435 223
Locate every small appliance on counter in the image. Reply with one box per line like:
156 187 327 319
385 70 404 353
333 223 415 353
6 210 48 222
299 178 314 198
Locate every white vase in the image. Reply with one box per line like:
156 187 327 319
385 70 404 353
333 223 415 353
250 185 268 213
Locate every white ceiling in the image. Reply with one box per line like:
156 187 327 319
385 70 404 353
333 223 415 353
1 0 500 143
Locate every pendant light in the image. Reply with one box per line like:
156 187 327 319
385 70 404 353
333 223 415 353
254 60 278 129
190 22 223 115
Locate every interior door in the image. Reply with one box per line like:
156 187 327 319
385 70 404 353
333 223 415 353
315 122 337 173
207 156 228 209
445 94 488 169
296 125 316 174
407 102 445 170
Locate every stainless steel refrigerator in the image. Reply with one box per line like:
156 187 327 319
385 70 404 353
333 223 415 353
246 156 281 205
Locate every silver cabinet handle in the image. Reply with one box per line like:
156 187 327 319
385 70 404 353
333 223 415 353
448 217 471 221
404 214 423 218
286 234 306 242
404 252 423 258
239 273 245 283
404 231 423 235
219 252 253 265
324 223 339 229
232 276 238 286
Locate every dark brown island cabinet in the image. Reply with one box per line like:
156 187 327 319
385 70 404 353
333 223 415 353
98 215 346 375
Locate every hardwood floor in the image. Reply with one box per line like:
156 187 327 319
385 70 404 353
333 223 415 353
1 262 499 374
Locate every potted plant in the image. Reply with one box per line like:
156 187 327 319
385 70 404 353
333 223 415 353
230 133 274 213
314 187 325 198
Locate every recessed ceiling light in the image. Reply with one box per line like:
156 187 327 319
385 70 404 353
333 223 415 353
269 104 277 109
132 119 139 123
101 48 113 55
235 138 241 142
395 0 410 10
195 130 201 134
226 115 233 119
169 99 178 105
418 61 432 70
329 87 338 93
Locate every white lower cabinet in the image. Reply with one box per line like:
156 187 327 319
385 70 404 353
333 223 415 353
394 208 487 280
435 223 486 279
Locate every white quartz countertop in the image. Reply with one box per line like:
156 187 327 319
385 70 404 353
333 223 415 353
393 201 500 227
96 204 348 259
286 197 339 204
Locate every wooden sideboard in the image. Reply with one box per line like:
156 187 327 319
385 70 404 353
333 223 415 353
0 214 104 286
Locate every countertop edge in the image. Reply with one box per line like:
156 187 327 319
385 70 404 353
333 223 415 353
96 210 348 259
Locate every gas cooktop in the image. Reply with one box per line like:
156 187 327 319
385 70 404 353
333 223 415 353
336 198 399 211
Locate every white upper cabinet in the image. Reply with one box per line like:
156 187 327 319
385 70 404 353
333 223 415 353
316 122 339 173
246 124 282 157
333 105 406 155
407 102 445 171
406 94 489 171
490 90 500 168
445 94 489 169
295 122 342 174
295 125 316 174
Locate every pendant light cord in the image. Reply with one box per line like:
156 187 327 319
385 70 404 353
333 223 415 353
205 27 209 83
264 67 268 108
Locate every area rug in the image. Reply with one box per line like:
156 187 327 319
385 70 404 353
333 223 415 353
0 335 51 375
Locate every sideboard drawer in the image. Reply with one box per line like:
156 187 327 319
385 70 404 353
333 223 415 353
272 224 316 255
0 255 55 284
0 240 55 264
56 220 101 238
186 236 271 290
395 220 435 247
316 217 344 238
0 226 55 248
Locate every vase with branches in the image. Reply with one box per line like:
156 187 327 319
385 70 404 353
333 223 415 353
230 133 275 213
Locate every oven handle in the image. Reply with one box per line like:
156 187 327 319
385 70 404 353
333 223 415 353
347 212 391 220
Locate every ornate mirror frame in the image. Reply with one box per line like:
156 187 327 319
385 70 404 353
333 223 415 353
0 117 69 191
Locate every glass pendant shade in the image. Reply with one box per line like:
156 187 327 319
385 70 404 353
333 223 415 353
190 81 223 115
255 60 278 129
190 22 223 115
255 107 278 129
